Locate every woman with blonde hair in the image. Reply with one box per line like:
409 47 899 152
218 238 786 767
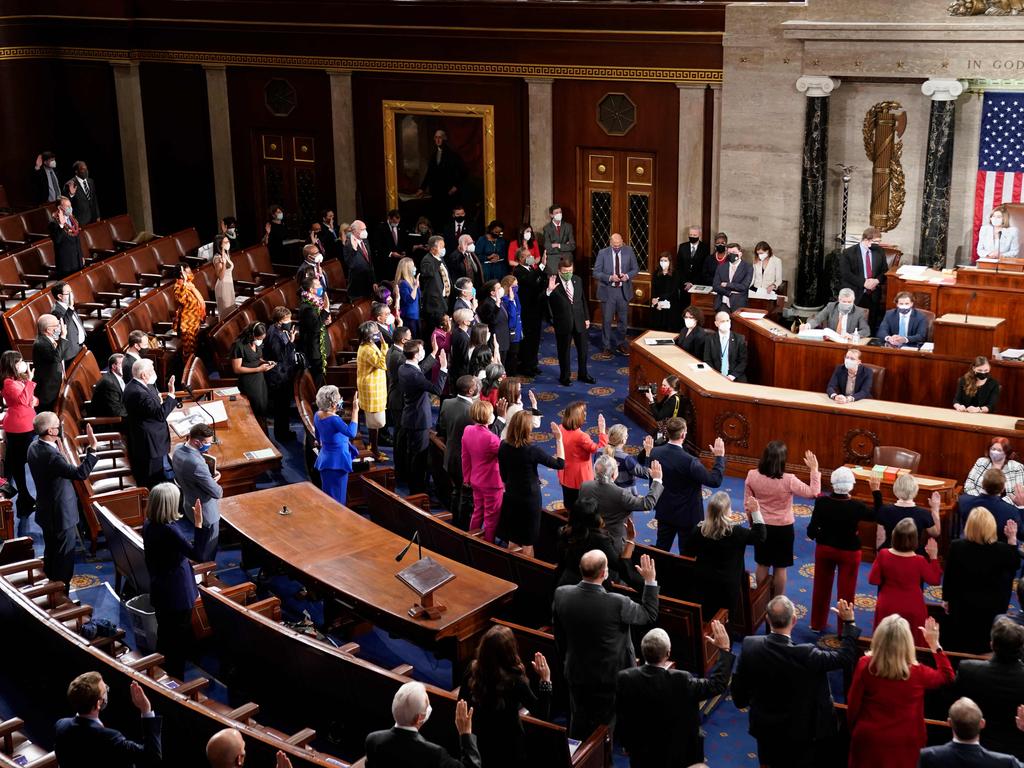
847 614 953 767
604 424 652 495
355 321 388 461
394 257 420 339
682 491 766 620
942 507 1022 653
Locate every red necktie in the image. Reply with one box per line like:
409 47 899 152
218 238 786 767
864 248 873 279
360 241 369 262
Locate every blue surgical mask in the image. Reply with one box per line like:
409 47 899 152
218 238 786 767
316 286 324 297
197 442 212 453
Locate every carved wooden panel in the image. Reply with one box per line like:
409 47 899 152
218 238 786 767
843 428 879 465
261 134 284 161
714 411 749 448
292 136 315 163
588 154 614 184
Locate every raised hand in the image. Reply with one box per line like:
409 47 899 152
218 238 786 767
643 435 654 454
868 472 881 492
1016 704 1024 733
704 619 730 651
744 496 760 515
264 222 272 234
431 334 439 357
711 437 725 457
85 423 99 450
351 391 360 412
129 681 152 714
550 422 562 441
531 652 551 683
925 537 939 560
193 498 204 529
635 553 656 583
1005 518 1018 543
34 153 42 170
548 274 557 292
455 699 473 736
68 179 77 196
929 491 941 512
831 599 855 623
920 616 941 652
597 413 606 434
528 389 537 410
649 460 663 482
276 751 294 768
803 450 818 472
167 375 176 394
494 397 508 418
438 349 447 370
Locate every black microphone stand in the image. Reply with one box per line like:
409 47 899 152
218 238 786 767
185 384 220 444
395 530 422 562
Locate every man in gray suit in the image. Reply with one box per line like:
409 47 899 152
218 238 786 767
807 287 870 340
541 204 575 276
171 423 223 561
594 233 639 356
579 455 663 553
553 549 659 739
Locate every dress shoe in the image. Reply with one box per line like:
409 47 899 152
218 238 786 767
615 344 630 356
559 378 572 386
579 375 596 384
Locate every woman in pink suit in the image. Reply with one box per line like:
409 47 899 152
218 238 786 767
0 350 38 532
869 517 942 646
847 614 953 768
462 398 504 542
557 401 607 513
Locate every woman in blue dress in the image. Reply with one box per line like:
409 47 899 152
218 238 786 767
313 384 360 504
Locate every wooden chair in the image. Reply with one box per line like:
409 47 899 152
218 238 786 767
0 716 57 768
873 445 922 471
863 362 886 400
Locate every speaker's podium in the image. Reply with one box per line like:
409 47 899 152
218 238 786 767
932 314 1004 358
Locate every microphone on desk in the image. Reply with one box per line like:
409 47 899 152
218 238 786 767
964 291 977 324
185 383 220 444
395 530 422 562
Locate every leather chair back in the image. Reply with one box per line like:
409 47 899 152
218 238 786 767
863 363 885 400
873 445 921 472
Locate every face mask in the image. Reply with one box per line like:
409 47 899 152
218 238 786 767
715 243 726 253
495 289 504 301
315 286 324 297
15 361 28 374
359 230 369 240
491 231 502 239
552 213 563 224
838 303 853 314
718 322 731 334
76 170 88 180
524 256 536 266
974 371 988 381
454 216 465 224
226 228 237 238
658 385 672 397
992 216 1004 227
990 448 1005 462
372 334 382 343
659 260 670 270
313 253 323 264
255 339 264 347
438 248 447 258
845 359 859 372
416 349 426 364
62 206 72 218
422 705 432 725
684 317 697 329
688 236 699 244
897 306 912 314
757 252 768 261
470 288 477 297
280 321 292 330
419 226 428 234
197 442 212 454
728 253 739 263
411 267 417 276
466 244 475 253
560 271 572 281
47 160 57 169
523 231 532 241
274 213 284 222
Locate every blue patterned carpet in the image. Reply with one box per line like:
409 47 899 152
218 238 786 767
10 324 1018 766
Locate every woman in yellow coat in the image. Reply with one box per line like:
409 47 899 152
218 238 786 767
356 320 389 461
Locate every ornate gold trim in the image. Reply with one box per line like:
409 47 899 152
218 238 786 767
0 46 722 83
383 100 496 224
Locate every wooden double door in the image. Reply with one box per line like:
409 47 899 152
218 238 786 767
577 149 656 319
254 131 319 246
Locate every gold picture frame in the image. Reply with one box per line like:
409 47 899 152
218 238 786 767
383 100 496 225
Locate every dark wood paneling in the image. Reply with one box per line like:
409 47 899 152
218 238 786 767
141 63 216 239
0 60 58 207
226 67 335 244
351 73 527 231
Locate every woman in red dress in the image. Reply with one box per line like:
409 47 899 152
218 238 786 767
868 517 941 646
847 614 953 767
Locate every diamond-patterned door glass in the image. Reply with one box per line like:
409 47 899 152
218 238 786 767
627 193 650 270
264 165 284 217
295 168 317 230
590 191 612 257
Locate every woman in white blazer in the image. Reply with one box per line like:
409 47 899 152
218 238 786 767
751 240 783 294
977 207 1020 260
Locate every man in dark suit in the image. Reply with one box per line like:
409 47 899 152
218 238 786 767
295 244 330 294
90 353 127 418
731 596 861 767
553 550 659 739
373 208 408 283
441 205 477 255
827 348 874 403
955 617 1024 759
398 339 448 494
32 313 75 413
419 236 452 341
919 697 1024 767
121 330 149 386
877 290 929 347
477 280 510 364
839 226 888 332
513 253 546 377
49 197 85 278
445 233 484 291
50 281 87 359
649 417 725 552
546 258 594 386
594 233 639 356
54 673 161 768
365 682 479 768
63 160 100 226
207 727 296 768
703 311 748 382
343 220 375 300
957 469 1023 542
123 358 177 488
541 205 575 276
579 454 663 553
33 150 62 203
702 232 729 286
712 243 754 312
675 225 710 308
27 413 99 590
616 622 734 768
436 375 478 528
418 129 467 228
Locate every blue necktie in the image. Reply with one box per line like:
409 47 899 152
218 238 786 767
899 313 908 339
720 337 730 377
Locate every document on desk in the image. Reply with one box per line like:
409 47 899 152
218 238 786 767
748 289 779 301
739 311 767 319
999 348 1024 360
687 285 713 294
243 448 276 460
896 264 928 278
215 387 241 396
167 399 229 437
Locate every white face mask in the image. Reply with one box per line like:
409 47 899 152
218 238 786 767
466 243 476 253
255 339 264 347
438 248 446 259
227 228 237 237
718 322 731 334
552 213 563 224
495 289 504 301
47 160 57 169
15 361 28 374
274 213 284 222
359 230 369 240
523 231 532 241
411 267 417 276
659 260 670 270
757 252 768 261
313 253 323 264
845 358 859 372
684 318 697 329
416 349 426 364
990 448 1005 462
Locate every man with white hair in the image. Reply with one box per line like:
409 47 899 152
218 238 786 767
553 549 659 739
32 312 72 413
616 622 734 767
446 233 483 287
807 287 870 339
364 681 480 767
123 358 177 488
343 219 375 299
578 454 663 554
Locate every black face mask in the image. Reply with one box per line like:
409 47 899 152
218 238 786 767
454 216 465 224
975 372 988 381
728 254 739 263
715 243 726 253
688 236 699 244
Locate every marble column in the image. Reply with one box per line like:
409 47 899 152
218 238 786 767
525 78 553 222
328 70 356 217
204 65 236 218
919 79 964 268
676 83 705 238
794 75 839 308
110 62 154 233
709 84 722 233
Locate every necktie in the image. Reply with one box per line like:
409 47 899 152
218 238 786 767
392 226 398 245
614 250 621 281
360 241 369 263
555 224 561 236
456 223 462 236
720 336 729 377
436 148 442 165
863 248 873 279
837 313 846 335
81 178 90 198
565 277 574 304
439 260 451 296
899 313 908 338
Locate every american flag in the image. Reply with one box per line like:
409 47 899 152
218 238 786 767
973 91 1024 260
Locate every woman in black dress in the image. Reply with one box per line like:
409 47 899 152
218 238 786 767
231 321 271 432
953 355 1000 414
650 250 681 331
682 491 766 620
644 374 682 422
674 306 707 359
458 624 552 768
942 507 1022 653
497 411 564 557
555 497 643 590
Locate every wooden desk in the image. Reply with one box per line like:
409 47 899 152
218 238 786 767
169 395 281 495
733 313 1024 414
932 313 1003 358
220 483 516 670
887 266 1024 348
688 289 787 325
625 331 1024 483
